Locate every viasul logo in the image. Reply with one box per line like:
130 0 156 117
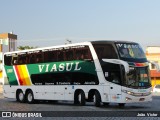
38 62 81 72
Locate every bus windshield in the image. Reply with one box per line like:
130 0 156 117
127 67 151 88
116 43 145 59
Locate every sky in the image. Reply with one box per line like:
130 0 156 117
1 0 160 50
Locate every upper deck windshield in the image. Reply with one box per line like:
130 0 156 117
116 43 145 59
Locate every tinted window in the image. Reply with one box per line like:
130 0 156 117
44 50 57 62
31 72 99 85
65 49 74 61
4 45 93 65
116 43 145 59
93 44 118 60
75 47 92 60
57 51 64 61
4 55 12 66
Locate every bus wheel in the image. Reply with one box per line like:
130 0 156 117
26 90 34 104
119 103 125 107
16 90 25 103
93 91 101 107
103 102 109 106
74 90 86 106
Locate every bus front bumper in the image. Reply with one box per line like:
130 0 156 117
122 93 152 103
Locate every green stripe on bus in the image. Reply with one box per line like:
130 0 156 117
27 60 96 75
4 66 18 85
5 60 97 85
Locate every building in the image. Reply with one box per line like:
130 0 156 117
0 32 17 83
146 46 160 87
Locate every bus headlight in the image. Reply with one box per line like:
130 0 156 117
122 89 134 95
127 91 134 95
126 97 132 101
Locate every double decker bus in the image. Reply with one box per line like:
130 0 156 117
3 40 153 107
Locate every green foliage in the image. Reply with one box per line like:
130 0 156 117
17 46 38 50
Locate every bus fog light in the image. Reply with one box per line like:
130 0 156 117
126 97 132 101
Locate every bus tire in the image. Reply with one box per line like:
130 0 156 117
103 102 109 106
74 90 86 106
119 103 125 107
16 90 25 103
93 91 101 107
26 90 34 104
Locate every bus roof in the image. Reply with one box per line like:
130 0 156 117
4 40 138 55
4 41 91 55
91 40 137 44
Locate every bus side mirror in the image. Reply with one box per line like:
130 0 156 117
149 61 160 72
102 59 129 73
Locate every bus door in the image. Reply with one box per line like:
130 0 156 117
109 72 122 103
54 85 73 101
53 73 71 100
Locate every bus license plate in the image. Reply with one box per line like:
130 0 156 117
139 98 145 101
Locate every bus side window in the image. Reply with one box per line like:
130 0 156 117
18 54 26 65
57 51 64 61
65 49 74 61
105 45 117 59
25 54 30 64
75 46 93 61
11 54 18 65
95 48 103 60
109 72 121 85
13 60 17 65
52 51 57 62
75 50 85 60
29 54 36 64
82 49 92 60
80 53 84 60
18 56 23 64
4 55 12 66
36 52 43 63
75 50 81 60
49 50 57 62
43 51 48 62
94 44 118 60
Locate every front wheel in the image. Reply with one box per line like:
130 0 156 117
74 90 86 106
26 90 34 104
103 102 109 106
119 103 125 107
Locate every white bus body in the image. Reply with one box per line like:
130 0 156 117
3 41 152 107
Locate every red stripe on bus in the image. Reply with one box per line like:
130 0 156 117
15 65 23 85
19 65 27 85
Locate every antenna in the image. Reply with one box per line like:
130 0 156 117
65 39 72 44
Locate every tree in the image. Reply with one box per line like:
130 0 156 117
17 46 38 50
